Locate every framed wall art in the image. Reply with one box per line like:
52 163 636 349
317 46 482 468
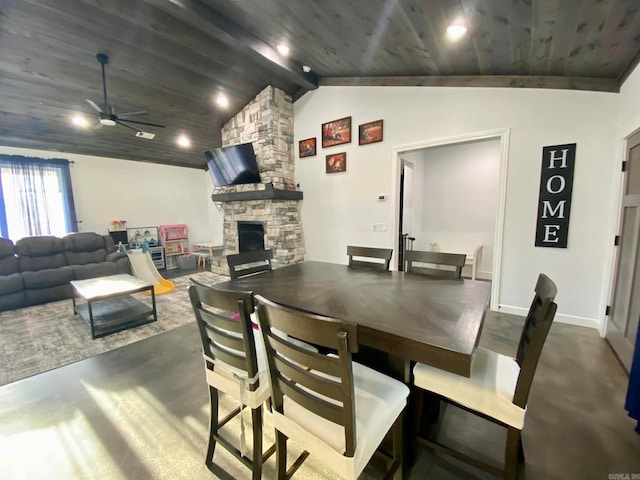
298 137 316 158
321 116 351 148
326 152 347 174
359 119 384 145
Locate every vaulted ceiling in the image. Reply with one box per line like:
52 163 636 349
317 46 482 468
1 0 640 170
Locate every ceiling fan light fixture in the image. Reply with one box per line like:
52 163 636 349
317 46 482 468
99 118 117 126
302 65 311 73
446 23 467 40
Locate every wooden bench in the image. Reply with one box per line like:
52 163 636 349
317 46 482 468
430 243 483 280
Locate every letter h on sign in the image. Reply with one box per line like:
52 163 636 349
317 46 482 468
535 143 576 248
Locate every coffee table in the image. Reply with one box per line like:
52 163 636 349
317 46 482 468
71 274 157 339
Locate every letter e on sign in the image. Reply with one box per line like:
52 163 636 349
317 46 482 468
535 143 575 248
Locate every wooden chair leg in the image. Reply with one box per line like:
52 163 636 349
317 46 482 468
276 430 288 480
393 412 404 480
251 406 263 480
518 435 525 463
205 386 219 471
505 427 521 480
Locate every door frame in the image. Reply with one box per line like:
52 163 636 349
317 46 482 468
390 128 511 312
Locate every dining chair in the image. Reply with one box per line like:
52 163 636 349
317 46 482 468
404 250 466 279
188 279 274 479
254 294 409 480
227 249 273 280
412 273 558 480
346 245 393 271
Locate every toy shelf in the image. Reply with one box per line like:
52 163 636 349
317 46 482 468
159 224 189 268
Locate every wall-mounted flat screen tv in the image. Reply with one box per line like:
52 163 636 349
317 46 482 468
204 143 261 187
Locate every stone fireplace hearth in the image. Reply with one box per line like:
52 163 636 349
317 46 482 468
209 86 306 276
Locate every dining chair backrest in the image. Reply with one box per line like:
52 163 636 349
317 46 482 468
513 273 558 408
346 245 393 271
188 279 260 384
254 294 360 456
227 249 273 280
404 250 466 279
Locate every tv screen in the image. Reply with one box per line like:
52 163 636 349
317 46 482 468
204 143 261 187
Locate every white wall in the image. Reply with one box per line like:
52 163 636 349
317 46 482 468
294 86 619 329
401 139 499 278
0 146 224 246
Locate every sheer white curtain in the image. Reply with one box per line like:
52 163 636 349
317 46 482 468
0 156 78 241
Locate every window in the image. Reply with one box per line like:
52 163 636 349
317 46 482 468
0 156 78 241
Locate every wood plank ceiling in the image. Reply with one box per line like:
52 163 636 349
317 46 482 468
1 0 640 170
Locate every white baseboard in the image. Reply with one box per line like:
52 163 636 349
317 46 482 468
462 269 492 281
497 304 602 331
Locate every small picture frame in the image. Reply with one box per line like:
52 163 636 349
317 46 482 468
359 119 384 145
322 116 352 148
326 152 347 174
298 137 316 158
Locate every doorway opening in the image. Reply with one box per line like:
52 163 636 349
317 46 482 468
391 129 510 311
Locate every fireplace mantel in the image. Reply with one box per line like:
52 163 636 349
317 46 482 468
211 183 303 203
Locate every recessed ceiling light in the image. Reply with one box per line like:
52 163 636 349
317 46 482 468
177 134 191 148
302 65 311 73
216 94 229 108
446 23 467 40
277 44 290 56
71 115 88 128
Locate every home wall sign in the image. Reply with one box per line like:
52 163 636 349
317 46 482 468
535 143 576 248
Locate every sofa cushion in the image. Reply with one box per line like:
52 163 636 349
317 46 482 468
0 272 24 295
63 233 108 265
0 238 18 276
22 266 74 289
73 262 119 280
0 290 26 311
24 285 73 306
15 236 66 272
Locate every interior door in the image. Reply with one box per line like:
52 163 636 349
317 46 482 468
607 130 640 372
398 160 415 270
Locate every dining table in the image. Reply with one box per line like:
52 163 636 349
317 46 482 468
216 260 491 379
216 260 492 471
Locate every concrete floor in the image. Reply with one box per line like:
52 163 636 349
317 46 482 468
1 306 639 479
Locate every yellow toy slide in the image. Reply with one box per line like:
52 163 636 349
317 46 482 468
127 250 175 294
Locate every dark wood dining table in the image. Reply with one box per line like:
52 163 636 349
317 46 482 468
216 261 491 379
217 260 492 472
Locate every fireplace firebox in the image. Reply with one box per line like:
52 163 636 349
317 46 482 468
238 221 265 252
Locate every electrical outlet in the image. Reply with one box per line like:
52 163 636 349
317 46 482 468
373 223 387 232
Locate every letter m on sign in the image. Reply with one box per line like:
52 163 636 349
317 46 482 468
535 143 576 248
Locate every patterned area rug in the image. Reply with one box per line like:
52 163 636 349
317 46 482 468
0 271 226 386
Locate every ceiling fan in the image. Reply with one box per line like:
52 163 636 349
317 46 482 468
85 53 165 133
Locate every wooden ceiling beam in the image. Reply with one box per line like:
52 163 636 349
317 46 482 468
320 75 620 92
143 0 319 92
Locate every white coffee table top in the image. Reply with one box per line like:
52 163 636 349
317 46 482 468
70 274 151 300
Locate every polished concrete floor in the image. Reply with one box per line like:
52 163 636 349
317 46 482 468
1 307 639 479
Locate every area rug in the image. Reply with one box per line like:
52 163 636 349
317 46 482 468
0 271 226 386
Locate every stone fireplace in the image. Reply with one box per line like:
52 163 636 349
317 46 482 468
209 86 306 276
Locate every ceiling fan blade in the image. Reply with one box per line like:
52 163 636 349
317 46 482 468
86 99 103 113
116 118 166 128
115 119 141 132
117 111 148 118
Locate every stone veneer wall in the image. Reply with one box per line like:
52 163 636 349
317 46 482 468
210 85 306 275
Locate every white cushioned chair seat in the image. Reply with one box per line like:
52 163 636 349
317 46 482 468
413 347 526 429
273 359 409 479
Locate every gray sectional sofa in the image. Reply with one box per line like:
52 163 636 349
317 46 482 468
0 232 131 312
